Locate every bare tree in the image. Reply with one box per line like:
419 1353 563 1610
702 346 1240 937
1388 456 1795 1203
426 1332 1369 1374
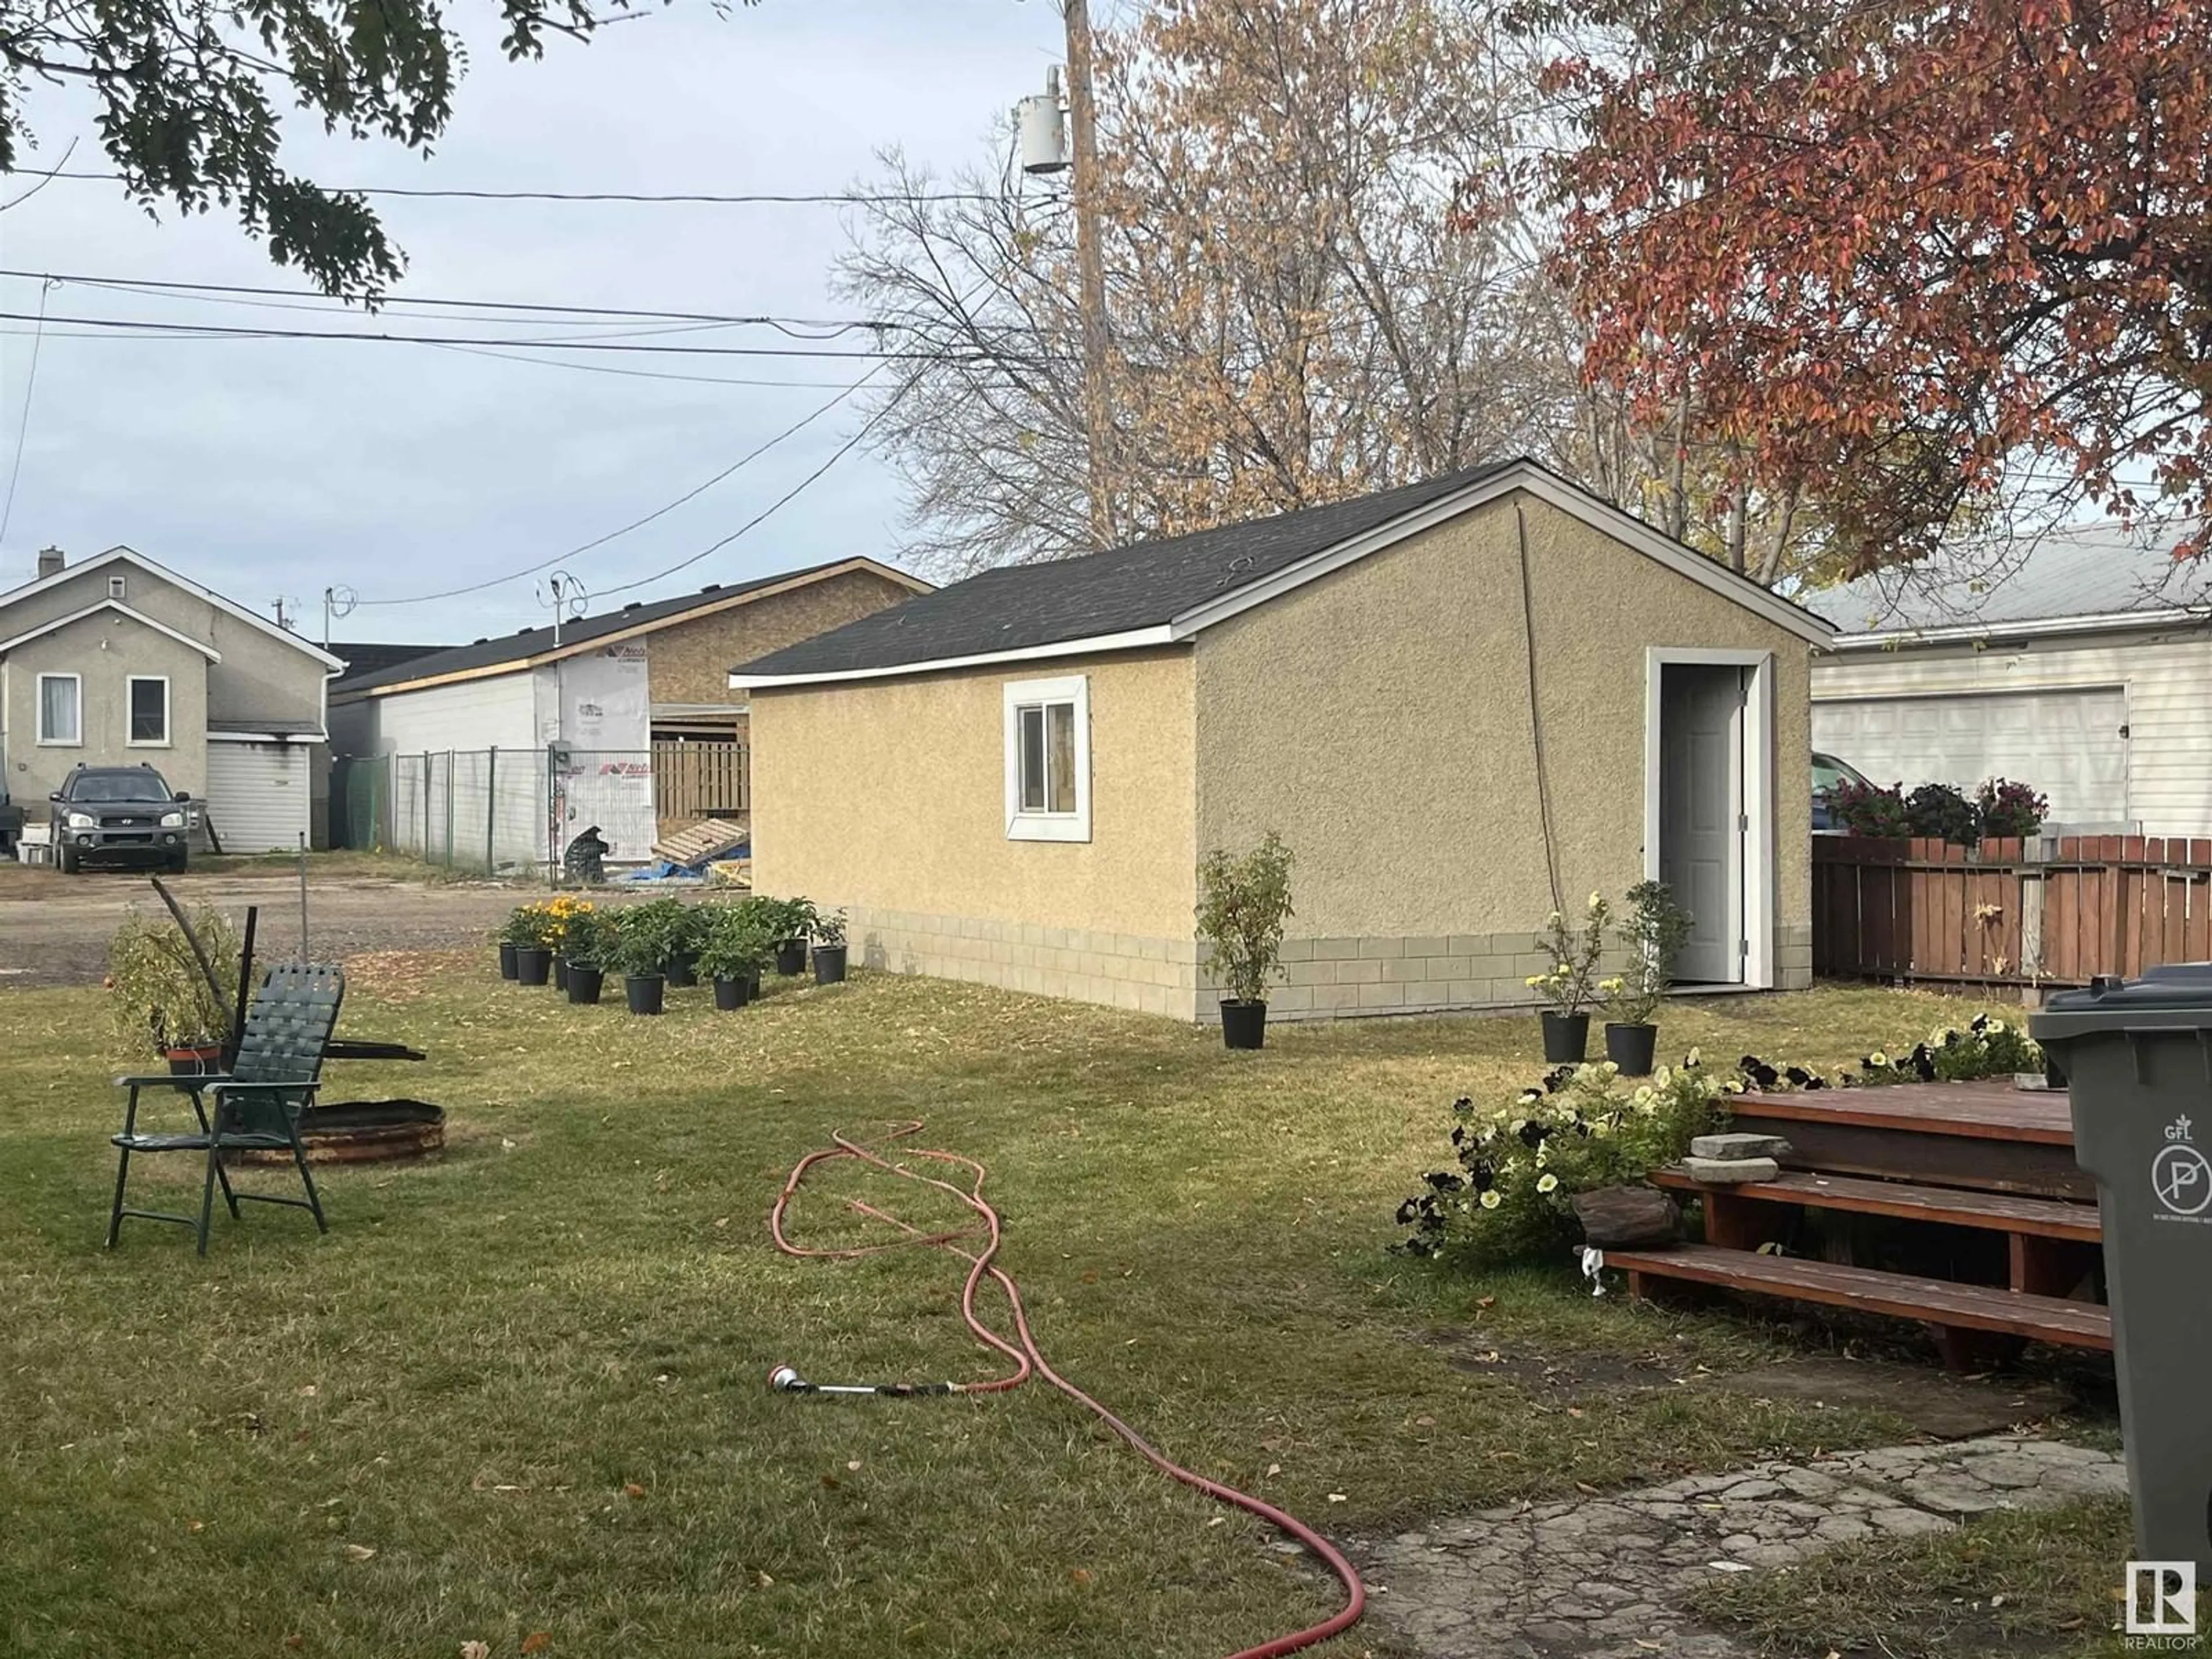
842 0 1580 577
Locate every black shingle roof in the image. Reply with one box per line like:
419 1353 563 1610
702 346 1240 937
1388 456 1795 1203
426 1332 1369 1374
333 558 904 696
737 461 1523 679
325 641 451 680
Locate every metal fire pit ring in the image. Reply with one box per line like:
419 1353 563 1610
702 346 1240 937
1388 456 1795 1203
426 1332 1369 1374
228 1100 446 1165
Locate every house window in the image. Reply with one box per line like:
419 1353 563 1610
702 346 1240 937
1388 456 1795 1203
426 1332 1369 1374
36 673 81 745
108 574 127 600
128 676 170 745
1003 675 1090 842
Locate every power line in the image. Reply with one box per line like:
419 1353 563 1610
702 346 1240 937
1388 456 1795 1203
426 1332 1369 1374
0 309 1017 361
43 170 1014 206
354 373 886 607
0 267 884 331
592 380 917 602
0 279 55 544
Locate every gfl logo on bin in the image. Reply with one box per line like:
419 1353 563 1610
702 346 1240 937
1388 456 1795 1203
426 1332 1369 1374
2151 1115 2212 1219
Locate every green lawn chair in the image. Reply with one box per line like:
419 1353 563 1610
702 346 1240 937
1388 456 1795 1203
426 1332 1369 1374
107 963 345 1256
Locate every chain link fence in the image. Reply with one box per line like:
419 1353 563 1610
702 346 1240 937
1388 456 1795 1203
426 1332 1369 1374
334 747 671 877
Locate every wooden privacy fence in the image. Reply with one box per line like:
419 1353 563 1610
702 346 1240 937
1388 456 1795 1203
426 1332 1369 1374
1815 835 2212 988
652 739 749 822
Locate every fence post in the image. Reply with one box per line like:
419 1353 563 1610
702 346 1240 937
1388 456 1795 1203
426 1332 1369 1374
444 749 456 868
486 746 498 875
422 752 432 859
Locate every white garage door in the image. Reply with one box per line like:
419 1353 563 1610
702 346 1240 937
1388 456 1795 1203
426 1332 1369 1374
1812 689 2127 826
205 741 311 853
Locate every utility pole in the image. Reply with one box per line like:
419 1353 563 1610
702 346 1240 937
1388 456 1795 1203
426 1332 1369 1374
1061 0 1115 552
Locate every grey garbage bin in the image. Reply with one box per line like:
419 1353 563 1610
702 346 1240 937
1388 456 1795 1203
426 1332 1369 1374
2034 964 2212 1578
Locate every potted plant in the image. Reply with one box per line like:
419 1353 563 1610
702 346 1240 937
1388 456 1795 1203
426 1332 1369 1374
811 907 849 986
106 906 241 1073
1194 831 1294 1050
664 903 709 988
1599 880 1690 1076
495 908 535 980
613 907 673 1016
508 903 555 986
561 910 616 1006
543 895 593 994
764 896 817 976
698 904 773 1010
1527 895 1608 1063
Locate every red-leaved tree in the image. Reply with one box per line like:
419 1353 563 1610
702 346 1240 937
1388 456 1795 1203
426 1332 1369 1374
1546 0 2212 575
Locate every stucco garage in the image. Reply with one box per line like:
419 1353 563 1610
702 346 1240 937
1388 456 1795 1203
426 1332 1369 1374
735 459 1834 1022
1812 688 2128 826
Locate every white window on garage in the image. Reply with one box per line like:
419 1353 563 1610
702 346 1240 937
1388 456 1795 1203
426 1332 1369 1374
1812 688 2127 825
1002 675 1090 842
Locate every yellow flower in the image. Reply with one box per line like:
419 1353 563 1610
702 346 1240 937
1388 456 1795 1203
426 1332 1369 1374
1536 1173 1559 1195
1588 892 1604 911
1524 975 1544 989
1479 1190 1502 1210
1599 977 1624 993
1869 1050 1889 1068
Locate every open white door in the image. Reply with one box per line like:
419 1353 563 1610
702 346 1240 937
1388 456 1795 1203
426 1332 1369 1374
1659 663 1748 984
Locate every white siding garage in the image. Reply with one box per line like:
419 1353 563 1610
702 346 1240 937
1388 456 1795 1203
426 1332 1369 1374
206 738 313 853
1812 688 2129 825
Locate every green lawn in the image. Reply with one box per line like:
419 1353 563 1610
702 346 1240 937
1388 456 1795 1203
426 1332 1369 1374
0 967 2123 1658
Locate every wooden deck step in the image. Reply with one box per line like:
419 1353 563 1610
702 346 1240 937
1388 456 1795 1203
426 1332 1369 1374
1649 1168 2101 1243
1604 1243 2112 1352
1728 1080 2089 1200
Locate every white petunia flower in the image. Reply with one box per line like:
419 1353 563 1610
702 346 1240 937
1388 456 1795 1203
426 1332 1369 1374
1536 1173 1559 1194
1480 1190 1502 1210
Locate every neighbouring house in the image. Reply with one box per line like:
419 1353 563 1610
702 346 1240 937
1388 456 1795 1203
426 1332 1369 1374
733 459 1833 1021
0 546 344 853
1809 521 2212 833
328 556 930 866
327 641 450 682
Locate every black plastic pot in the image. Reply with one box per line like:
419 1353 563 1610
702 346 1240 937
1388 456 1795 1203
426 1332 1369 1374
714 975 753 1011
514 946 552 986
553 954 569 993
566 965 604 1005
1220 999 1268 1050
1604 1021 1658 1076
812 944 848 986
1540 1010 1589 1064
498 941 519 980
624 974 665 1016
665 951 699 988
774 939 808 976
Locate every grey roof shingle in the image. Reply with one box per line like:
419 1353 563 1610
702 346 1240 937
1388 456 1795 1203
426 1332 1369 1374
1811 520 2211 637
326 641 450 680
736 462 1534 679
332 558 906 696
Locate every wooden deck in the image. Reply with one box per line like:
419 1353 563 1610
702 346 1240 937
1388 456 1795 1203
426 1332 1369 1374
1619 1079 2108 1365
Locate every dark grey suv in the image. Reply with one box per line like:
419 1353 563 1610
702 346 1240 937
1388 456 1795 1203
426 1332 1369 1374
49 764 194 873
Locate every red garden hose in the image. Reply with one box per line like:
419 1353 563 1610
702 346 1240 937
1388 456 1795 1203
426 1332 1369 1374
768 1124 1366 1659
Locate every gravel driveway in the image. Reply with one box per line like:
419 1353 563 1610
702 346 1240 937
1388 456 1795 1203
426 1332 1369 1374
0 862 550 988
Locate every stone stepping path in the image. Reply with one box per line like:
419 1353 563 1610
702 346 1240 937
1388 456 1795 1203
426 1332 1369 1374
1353 1435 2125 1657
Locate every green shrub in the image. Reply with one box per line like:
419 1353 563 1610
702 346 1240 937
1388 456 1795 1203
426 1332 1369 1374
107 906 241 1056
695 903 775 982
559 910 618 971
1194 832 1294 1005
612 899 690 978
1526 893 1608 1016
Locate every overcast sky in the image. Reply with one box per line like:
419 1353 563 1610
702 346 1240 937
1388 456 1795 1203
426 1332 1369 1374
0 1 1066 646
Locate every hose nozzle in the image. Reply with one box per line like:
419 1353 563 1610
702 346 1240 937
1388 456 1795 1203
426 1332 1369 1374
768 1365 808 1393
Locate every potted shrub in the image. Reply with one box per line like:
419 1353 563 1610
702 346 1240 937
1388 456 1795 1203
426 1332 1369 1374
664 903 709 988
561 910 615 1006
613 908 673 1016
107 906 242 1074
698 904 773 1010
1194 831 1294 1051
765 896 817 976
494 909 532 980
811 907 849 986
509 903 555 986
1599 880 1690 1077
1527 895 1607 1063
